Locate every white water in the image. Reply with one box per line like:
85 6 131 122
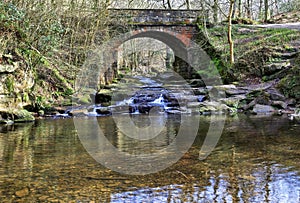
151 94 165 106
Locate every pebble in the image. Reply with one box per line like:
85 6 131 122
38 196 49 201
15 187 29 197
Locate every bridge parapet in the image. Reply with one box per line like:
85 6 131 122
108 9 201 25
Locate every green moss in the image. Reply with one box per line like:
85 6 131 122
278 67 300 101
13 109 35 122
5 76 14 93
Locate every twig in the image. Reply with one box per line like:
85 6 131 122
176 170 189 179
84 176 129 181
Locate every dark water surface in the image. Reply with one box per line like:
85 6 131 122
0 115 300 202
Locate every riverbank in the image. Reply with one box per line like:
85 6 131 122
2 73 299 125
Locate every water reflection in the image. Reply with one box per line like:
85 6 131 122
0 115 299 202
110 163 300 203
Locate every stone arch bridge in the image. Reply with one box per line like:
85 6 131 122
80 9 219 88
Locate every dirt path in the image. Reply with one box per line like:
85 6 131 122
252 22 300 30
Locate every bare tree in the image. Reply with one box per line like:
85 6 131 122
264 0 269 22
259 0 263 19
238 0 243 18
213 0 219 23
245 0 252 19
228 0 235 64
232 0 237 18
186 0 191 9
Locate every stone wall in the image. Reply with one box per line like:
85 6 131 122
108 9 201 25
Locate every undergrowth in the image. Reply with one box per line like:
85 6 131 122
0 1 119 110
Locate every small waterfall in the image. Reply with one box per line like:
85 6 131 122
198 95 206 102
116 98 134 106
151 94 165 105
129 105 139 114
54 75 196 117
87 106 99 116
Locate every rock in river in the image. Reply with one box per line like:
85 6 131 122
15 187 29 198
252 104 276 114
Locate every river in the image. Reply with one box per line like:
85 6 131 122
0 115 300 202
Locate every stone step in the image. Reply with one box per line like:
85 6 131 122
264 66 292 81
272 51 299 60
262 61 291 76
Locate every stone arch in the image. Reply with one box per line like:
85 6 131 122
126 29 189 60
110 28 195 80
78 27 219 90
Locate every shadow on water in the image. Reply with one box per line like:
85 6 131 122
0 115 300 202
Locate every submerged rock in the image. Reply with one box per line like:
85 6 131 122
15 187 29 198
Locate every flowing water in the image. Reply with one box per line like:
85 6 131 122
0 115 300 202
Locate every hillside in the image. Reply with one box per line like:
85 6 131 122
269 10 300 23
206 16 300 105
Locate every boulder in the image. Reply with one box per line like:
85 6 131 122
193 87 208 95
286 98 297 106
271 101 288 109
225 88 248 96
0 109 35 123
187 102 201 108
14 110 35 122
252 104 275 114
290 108 300 121
199 101 230 114
95 107 111 115
241 99 257 111
262 62 290 76
95 93 112 104
189 79 205 87
67 108 88 117
267 89 286 101
220 96 243 108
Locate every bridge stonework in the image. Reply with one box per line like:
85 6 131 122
108 9 202 47
98 9 206 85
130 25 198 47
108 9 201 25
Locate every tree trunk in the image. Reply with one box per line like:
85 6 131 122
250 0 253 19
228 0 235 65
186 0 191 9
213 0 218 23
232 0 237 19
166 46 173 69
162 0 167 9
275 0 279 15
246 0 251 19
167 0 172 9
264 0 269 22
238 0 242 18
259 0 263 20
